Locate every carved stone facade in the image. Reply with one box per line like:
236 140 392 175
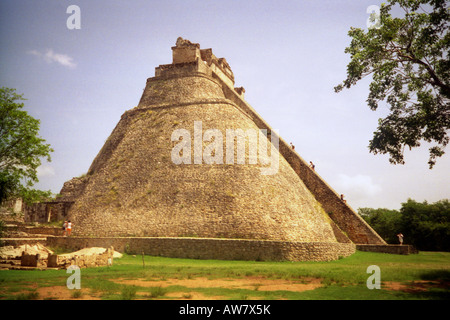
23 176 87 223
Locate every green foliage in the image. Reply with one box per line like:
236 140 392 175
335 0 449 168
359 207 403 243
148 285 167 298
0 87 53 204
19 188 53 204
0 171 19 205
400 198 450 251
70 290 83 299
120 285 137 300
359 198 450 250
14 291 39 300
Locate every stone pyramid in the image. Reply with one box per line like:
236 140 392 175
66 38 384 259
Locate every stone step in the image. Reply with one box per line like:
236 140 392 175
0 259 21 265
0 238 48 247
1 265 59 271
4 225 62 236
356 244 418 254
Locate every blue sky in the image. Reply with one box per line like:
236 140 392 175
0 0 448 210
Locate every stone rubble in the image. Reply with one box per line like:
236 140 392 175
0 244 122 269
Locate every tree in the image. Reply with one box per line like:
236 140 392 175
0 87 53 204
358 207 403 243
359 199 450 250
400 199 450 251
335 0 449 168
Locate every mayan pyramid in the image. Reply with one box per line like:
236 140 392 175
66 38 385 252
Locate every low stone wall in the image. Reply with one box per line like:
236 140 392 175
21 253 47 268
2 238 48 247
356 244 418 255
46 237 356 262
15 226 62 236
23 201 73 223
48 247 115 269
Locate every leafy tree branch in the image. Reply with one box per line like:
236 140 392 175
335 0 449 168
0 87 53 204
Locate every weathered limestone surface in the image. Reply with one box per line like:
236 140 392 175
46 37 387 261
47 247 118 269
68 38 342 246
22 177 87 223
0 244 120 269
47 237 355 262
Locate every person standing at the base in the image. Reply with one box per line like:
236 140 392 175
67 221 73 236
63 221 68 236
397 233 404 245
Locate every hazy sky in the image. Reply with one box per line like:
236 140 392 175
1 0 448 210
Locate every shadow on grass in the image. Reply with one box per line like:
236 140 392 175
419 270 450 282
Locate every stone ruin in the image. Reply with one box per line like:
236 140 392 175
47 247 121 269
13 37 392 261
0 244 121 270
21 176 87 223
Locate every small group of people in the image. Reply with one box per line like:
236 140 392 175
288 142 317 172
62 220 73 236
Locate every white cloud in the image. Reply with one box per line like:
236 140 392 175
28 49 41 57
37 165 56 178
335 174 382 200
28 49 76 69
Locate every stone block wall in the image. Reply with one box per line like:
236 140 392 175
23 203 48 222
46 237 355 262
58 177 88 202
279 145 385 244
23 201 73 223
218 74 385 245
2 198 23 213
16 225 63 236
47 247 115 269
356 244 418 255
21 253 46 268
172 38 201 64
21 176 84 223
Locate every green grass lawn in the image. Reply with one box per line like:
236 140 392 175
0 251 449 300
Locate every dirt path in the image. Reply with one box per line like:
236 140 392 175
113 276 323 292
4 276 448 300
